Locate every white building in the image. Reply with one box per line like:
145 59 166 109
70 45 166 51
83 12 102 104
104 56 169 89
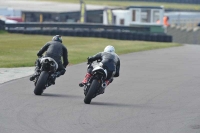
103 6 164 26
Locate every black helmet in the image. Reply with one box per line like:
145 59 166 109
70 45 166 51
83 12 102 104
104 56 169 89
52 35 62 43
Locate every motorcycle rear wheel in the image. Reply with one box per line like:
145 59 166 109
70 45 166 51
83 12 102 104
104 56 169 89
34 71 49 95
84 79 99 104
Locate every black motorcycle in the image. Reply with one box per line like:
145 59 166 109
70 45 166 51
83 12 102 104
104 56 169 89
32 57 58 95
83 61 108 104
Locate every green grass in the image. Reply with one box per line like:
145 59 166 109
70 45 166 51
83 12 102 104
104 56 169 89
0 33 181 68
36 0 200 10
0 30 7 34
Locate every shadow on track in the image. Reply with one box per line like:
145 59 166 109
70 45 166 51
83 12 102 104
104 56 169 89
91 101 159 109
91 102 143 108
42 93 82 99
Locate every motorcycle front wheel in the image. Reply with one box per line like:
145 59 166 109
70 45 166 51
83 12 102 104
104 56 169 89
34 71 49 95
84 79 100 104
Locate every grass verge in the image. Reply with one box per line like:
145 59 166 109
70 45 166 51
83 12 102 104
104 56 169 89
0 33 181 68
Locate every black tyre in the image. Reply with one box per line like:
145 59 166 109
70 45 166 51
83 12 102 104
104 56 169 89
84 79 100 104
34 71 49 95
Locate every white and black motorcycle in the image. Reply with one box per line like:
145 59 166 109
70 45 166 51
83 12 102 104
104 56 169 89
83 60 108 104
32 57 58 95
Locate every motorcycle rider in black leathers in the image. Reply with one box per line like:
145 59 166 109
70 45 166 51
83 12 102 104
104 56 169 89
79 45 120 93
30 35 69 84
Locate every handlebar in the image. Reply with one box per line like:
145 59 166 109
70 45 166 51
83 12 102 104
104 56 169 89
87 61 92 65
38 55 43 58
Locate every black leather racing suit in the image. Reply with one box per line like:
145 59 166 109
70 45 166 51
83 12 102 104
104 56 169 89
36 40 69 75
87 52 120 80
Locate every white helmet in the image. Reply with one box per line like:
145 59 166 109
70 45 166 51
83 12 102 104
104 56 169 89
104 45 115 53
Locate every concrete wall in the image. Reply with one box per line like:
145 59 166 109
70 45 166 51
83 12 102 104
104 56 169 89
167 26 200 44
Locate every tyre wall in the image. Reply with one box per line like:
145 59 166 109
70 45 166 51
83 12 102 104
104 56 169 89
7 29 172 42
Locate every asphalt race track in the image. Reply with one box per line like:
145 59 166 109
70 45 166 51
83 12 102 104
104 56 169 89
1 44 200 133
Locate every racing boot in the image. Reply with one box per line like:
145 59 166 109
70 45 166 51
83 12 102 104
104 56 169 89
30 75 36 81
79 73 92 87
29 67 40 81
51 77 56 85
105 80 111 86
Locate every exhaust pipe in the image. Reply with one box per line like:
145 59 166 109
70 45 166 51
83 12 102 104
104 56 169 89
102 82 107 88
50 62 55 66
